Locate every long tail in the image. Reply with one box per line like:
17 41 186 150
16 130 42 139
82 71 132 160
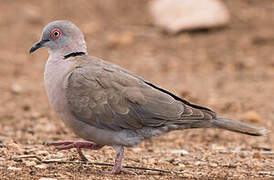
212 118 269 136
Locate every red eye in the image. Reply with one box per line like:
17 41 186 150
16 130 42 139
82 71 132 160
50 28 63 40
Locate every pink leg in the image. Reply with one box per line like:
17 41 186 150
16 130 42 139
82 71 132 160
106 146 136 175
45 141 103 162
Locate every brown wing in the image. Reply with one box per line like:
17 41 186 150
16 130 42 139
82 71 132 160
65 57 216 131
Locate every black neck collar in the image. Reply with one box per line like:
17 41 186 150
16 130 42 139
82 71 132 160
64 52 86 59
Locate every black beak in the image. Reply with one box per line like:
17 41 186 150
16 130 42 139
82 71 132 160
29 39 49 54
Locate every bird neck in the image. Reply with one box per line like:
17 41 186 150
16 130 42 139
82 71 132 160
47 40 87 61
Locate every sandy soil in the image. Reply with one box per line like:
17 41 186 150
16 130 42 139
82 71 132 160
0 0 273 179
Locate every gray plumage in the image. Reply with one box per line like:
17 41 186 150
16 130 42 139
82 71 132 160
30 20 268 174
64 55 219 146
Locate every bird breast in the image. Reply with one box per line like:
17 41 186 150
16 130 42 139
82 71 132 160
44 58 73 113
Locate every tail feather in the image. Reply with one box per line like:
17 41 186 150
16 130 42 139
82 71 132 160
212 118 269 136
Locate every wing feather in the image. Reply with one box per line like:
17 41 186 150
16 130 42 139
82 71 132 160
65 57 216 132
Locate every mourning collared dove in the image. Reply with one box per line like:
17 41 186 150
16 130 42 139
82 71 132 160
30 20 268 174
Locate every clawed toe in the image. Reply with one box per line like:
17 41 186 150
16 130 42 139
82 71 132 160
44 140 103 162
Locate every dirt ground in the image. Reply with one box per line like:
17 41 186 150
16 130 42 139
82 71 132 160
0 0 273 179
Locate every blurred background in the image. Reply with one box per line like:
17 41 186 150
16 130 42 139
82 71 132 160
0 0 273 179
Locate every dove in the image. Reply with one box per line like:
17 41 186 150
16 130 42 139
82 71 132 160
30 20 268 174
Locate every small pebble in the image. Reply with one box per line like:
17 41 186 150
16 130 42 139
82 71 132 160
8 166 22 171
35 164 47 169
25 161 37 167
11 84 23 94
209 163 218 167
219 150 232 154
46 153 64 159
6 142 23 153
171 149 189 155
30 111 41 119
211 144 225 150
22 104 31 111
39 178 57 180
36 150 49 156
253 151 261 159
194 161 202 166
239 151 252 158
242 111 261 123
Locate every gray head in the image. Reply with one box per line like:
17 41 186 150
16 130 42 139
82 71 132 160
30 20 87 57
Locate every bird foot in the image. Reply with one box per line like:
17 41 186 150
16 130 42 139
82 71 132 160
45 140 103 162
103 146 136 175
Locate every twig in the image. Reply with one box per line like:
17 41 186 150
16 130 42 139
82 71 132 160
12 155 42 161
219 150 274 155
260 151 274 155
13 155 198 175
41 160 186 174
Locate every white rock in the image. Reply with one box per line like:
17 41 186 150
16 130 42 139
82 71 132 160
171 149 189 155
35 164 48 169
149 0 230 33
211 144 225 150
39 178 57 180
209 162 218 167
7 166 22 171
36 150 49 155
11 84 23 94
194 161 202 166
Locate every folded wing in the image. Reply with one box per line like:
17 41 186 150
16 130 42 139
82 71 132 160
65 57 216 132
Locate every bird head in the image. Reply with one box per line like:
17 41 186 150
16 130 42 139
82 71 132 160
30 20 87 57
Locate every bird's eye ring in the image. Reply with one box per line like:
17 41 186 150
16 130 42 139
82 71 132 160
50 28 63 40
